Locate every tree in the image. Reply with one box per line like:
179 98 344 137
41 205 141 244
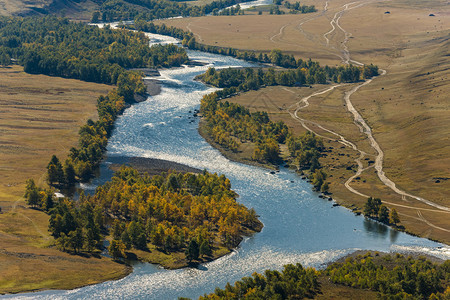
164 235 173 251
42 190 54 211
269 49 283 65
69 228 84 253
364 197 374 217
364 197 382 218
47 155 64 186
63 160 76 186
121 230 132 249
378 205 389 223
310 156 320 172
320 181 329 194
91 11 100 23
372 198 382 215
151 225 165 247
112 220 123 240
311 169 327 191
390 208 400 225
56 233 70 251
166 173 180 191
135 233 148 250
127 221 142 246
0 52 10 67
108 239 127 260
85 227 98 252
199 240 212 257
24 179 41 208
363 64 379 79
185 239 199 262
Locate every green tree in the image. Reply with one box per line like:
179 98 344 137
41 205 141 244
0 52 10 67
320 181 329 194
389 208 400 225
378 205 389 223
56 233 70 252
364 197 382 218
112 220 123 240
311 169 327 191
152 225 165 247
127 221 141 246
47 155 64 186
166 173 180 191
199 240 212 257
121 230 132 249
136 233 148 250
42 189 54 212
164 235 173 251
91 11 100 23
269 49 283 65
85 227 98 252
363 64 379 79
108 239 127 260
63 159 76 186
364 197 374 217
69 228 84 253
93 206 104 230
24 179 41 208
185 239 199 262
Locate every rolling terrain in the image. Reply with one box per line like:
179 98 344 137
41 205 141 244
161 0 450 243
0 0 100 21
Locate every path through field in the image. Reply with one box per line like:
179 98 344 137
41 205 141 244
285 0 450 230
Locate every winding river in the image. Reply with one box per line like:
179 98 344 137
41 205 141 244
8 34 449 300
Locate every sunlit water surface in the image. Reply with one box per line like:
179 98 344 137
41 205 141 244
7 36 449 300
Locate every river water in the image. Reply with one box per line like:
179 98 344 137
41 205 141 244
8 34 449 300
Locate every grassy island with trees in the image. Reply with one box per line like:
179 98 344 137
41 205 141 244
25 166 263 268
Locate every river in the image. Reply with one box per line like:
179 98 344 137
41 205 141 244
7 34 449 300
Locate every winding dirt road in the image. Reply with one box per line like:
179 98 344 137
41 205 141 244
284 0 450 230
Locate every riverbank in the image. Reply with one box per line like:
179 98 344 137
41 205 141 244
130 68 162 100
129 223 263 270
109 157 202 176
198 119 278 171
317 250 449 299
201 249 449 299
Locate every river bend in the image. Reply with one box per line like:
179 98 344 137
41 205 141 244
7 34 449 300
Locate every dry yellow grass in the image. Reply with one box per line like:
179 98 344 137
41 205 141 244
162 0 450 243
0 0 48 17
0 65 130 294
0 0 99 21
